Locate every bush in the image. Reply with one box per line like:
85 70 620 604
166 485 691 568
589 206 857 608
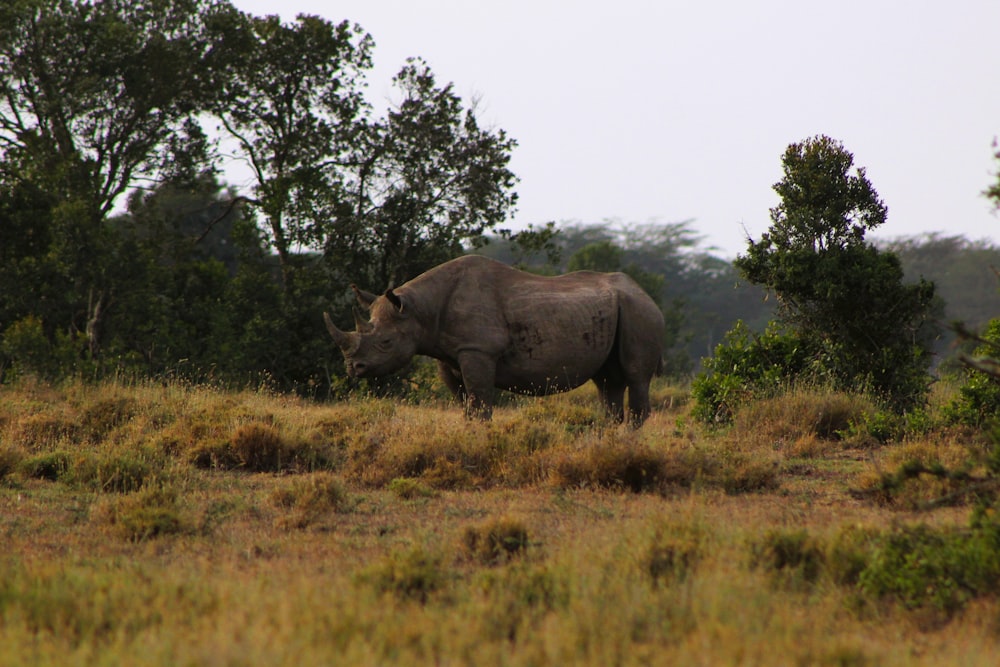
944 318 1000 428
97 486 185 541
857 521 1000 618
731 387 875 448
388 477 438 500
460 516 531 565
78 397 138 442
750 529 826 588
550 434 679 493
270 472 352 529
691 322 813 424
474 563 570 642
19 450 72 481
1 316 92 381
78 450 154 493
853 440 981 510
231 422 286 472
643 521 704 586
358 547 446 603
0 445 25 481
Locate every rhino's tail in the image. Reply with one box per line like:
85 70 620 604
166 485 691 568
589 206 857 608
655 356 665 377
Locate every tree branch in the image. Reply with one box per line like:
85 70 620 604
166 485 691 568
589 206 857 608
194 195 259 245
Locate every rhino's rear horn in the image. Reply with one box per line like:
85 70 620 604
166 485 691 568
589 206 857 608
351 284 378 310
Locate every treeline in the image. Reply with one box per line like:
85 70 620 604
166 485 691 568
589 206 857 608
482 224 1000 375
0 0 521 392
5 148 998 391
2 2 998 397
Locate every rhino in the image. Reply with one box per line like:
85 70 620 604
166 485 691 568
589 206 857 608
324 255 665 426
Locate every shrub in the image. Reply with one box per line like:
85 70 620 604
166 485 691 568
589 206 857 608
8 412 79 449
97 486 185 541
691 321 813 424
944 318 1000 428
270 472 352 529
853 440 980 510
643 521 704 586
420 457 475 490
187 421 289 472
0 445 24 481
345 415 484 489
856 521 1000 618
388 477 437 500
721 456 780 494
519 397 604 431
78 397 138 443
231 422 286 472
730 387 877 454
19 450 72 481
550 434 678 493
825 524 877 587
1 316 92 381
358 547 446 603
460 516 531 565
474 563 570 642
750 528 825 588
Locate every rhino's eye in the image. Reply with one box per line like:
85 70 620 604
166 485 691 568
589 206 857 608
375 338 393 351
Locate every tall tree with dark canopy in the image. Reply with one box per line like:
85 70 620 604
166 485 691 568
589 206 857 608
329 59 519 289
0 0 224 357
203 7 373 294
205 9 518 294
734 135 936 410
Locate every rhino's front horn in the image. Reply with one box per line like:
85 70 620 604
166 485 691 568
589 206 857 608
324 312 360 353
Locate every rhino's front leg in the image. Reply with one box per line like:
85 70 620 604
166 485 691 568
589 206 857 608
457 351 496 420
436 360 467 404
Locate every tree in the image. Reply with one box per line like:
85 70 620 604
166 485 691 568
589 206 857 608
324 59 519 289
567 240 622 273
727 135 936 411
986 138 1000 210
204 7 373 294
880 234 999 363
943 140 1000 426
0 0 224 356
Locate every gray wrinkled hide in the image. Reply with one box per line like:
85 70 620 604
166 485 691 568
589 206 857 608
325 255 664 426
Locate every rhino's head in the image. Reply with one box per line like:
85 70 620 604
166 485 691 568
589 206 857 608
324 287 419 378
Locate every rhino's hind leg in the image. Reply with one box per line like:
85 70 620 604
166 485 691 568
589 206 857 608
626 382 651 427
594 370 651 427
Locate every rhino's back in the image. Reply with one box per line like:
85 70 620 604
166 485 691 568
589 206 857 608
415 258 621 392
406 255 659 393
494 274 620 392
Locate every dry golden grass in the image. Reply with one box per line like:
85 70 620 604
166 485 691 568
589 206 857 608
731 385 878 454
0 378 998 665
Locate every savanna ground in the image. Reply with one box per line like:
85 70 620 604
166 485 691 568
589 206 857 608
1 377 999 666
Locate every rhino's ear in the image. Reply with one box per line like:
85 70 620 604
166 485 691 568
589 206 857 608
351 284 378 310
352 306 374 333
385 288 405 313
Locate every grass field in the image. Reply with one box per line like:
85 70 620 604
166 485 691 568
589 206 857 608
1 378 999 666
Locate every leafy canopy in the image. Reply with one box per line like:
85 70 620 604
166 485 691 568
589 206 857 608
697 135 937 418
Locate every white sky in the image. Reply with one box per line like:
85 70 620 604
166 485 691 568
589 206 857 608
231 0 1000 258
